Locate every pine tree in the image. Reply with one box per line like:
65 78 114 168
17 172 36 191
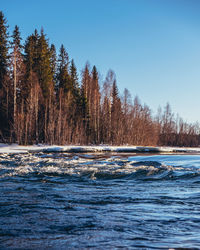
37 28 53 98
0 11 9 89
10 25 24 141
24 31 41 144
81 63 91 100
90 65 100 143
24 29 53 142
70 59 80 99
50 44 57 82
0 11 9 140
24 32 37 76
81 63 91 142
11 25 22 48
79 85 89 142
111 79 122 144
23 29 41 100
57 44 70 92
32 29 40 73
69 59 82 142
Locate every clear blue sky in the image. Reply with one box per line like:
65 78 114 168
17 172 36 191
2 0 200 122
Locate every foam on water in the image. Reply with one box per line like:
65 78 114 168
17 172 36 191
1 152 200 181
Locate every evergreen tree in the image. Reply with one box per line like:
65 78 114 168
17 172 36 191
68 59 82 142
11 25 22 49
91 65 98 83
90 65 100 143
0 11 9 89
24 29 41 99
24 30 40 102
81 63 91 99
23 33 41 145
10 25 24 141
111 80 119 104
32 29 40 72
0 11 9 139
111 79 122 144
57 44 70 92
81 63 91 142
37 28 53 98
10 25 23 93
70 59 80 98
24 33 37 75
50 44 57 82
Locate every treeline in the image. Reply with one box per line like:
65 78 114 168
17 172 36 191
0 11 200 146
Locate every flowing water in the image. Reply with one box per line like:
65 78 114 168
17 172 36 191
1 152 200 249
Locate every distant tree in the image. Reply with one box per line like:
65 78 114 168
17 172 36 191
90 65 101 143
79 85 89 143
122 88 132 116
101 70 114 143
155 106 162 135
111 79 122 144
121 88 132 143
81 63 91 142
67 59 80 142
160 103 176 145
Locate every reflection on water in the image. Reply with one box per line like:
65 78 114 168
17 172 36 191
1 152 200 249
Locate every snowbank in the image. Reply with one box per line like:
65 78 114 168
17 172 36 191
0 143 200 154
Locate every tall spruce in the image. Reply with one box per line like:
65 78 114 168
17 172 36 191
81 63 91 100
10 25 24 140
111 79 122 144
81 63 91 135
22 29 40 144
37 28 53 98
24 32 38 76
70 59 80 99
50 44 57 83
24 30 40 100
11 25 22 48
69 59 82 142
0 11 9 89
0 11 9 139
90 65 100 143
57 44 70 92
24 29 39 74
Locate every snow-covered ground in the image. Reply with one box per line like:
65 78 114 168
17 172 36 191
0 143 200 154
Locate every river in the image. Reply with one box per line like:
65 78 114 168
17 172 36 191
1 152 200 249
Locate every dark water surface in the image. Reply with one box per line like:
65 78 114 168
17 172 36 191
1 152 200 249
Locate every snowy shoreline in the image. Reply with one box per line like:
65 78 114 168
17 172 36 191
0 144 200 154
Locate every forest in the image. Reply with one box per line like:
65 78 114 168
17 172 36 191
0 11 200 146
